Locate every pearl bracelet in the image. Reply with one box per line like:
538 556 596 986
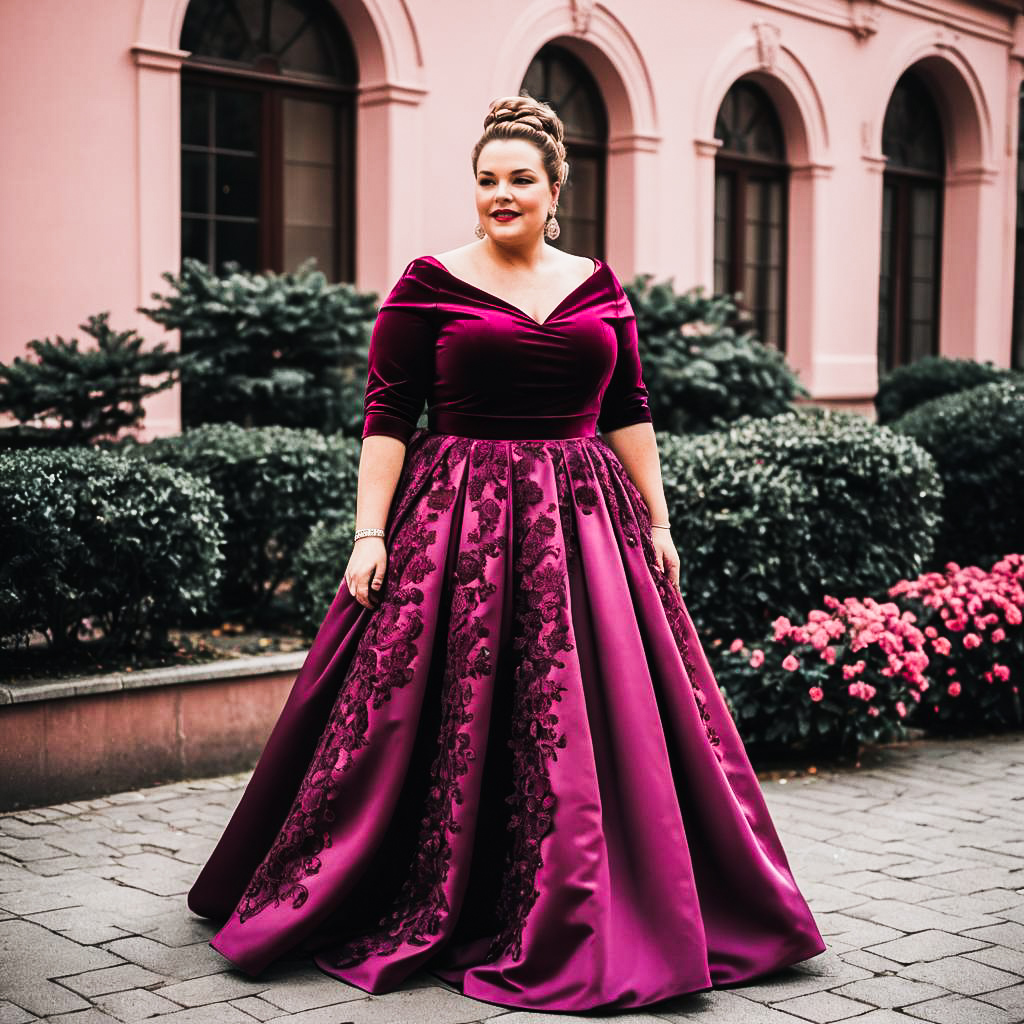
354 527 385 541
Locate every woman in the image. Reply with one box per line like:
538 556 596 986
187 93 827 1013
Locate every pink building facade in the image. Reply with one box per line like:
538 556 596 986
2 0 1022 437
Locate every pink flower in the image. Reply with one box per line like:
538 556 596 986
895 701 907 718
932 637 951 656
771 616 792 640
963 633 982 650
843 663 859 680
749 648 765 668
993 664 1011 682
782 654 800 672
729 638 744 653
867 705 880 716
1006 605 1022 625
925 626 938 638
991 628 1006 643
822 646 837 665
810 629 830 650
948 681 962 697
808 686 824 702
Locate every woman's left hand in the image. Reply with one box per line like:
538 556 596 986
651 529 682 591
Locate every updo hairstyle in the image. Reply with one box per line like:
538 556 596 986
471 92 570 192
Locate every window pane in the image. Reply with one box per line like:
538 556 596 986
182 151 210 214
216 220 260 272
181 216 208 264
215 89 260 152
216 153 260 217
182 83 209 146
282 96 337 277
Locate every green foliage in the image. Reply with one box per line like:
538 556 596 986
0 448 225 653
622 274 808 433
292 517 356 636
0 312 180 447
890 381 1024 567
875 355 1021 425
658 408 943 640
139 258 377 434
129 424 360 620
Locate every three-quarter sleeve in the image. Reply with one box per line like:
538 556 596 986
362 260 437 444
597 285 654 433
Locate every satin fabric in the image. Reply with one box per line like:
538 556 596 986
186 256 826 1013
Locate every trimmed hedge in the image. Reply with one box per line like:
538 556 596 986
292 517 356 635
659 408 943 640
623 274 807 432
891 381 1024 567
875 355 1020 425
0 448 225 653
128 424 360 619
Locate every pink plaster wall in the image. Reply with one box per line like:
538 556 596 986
1 0 1021 432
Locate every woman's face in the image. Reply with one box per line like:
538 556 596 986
475 138 559 244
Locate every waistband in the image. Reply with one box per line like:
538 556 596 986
426 409 599 440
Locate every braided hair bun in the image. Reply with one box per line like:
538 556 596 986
471 92 570 188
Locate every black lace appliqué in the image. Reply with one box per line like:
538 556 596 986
235 431 470 924
325 439 509 965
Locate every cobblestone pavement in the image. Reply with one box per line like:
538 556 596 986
1 732 1022 1024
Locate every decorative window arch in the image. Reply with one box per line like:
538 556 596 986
179 0 358 281
713 79 789 351
521 44 608 259
877 70 945 373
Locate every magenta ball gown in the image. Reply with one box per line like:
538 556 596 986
186 254 827 1012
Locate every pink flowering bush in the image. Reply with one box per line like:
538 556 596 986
714 596 930 754
888 555 1023 730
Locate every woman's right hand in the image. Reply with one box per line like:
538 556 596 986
344 537 387 608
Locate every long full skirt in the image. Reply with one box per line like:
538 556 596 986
186 428 827 1013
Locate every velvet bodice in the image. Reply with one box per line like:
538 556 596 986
362 255 653 443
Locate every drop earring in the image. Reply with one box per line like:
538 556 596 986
544 208 561 240
474 224 485 239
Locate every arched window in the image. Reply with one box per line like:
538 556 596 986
521 45 608 259
179 0 358 281
877 71 945 373
713 80 789 350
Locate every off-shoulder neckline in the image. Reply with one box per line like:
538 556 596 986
414 254 606 328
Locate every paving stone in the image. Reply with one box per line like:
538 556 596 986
770 989 875 1021
91 986 184 1021
26 907 134 945
901 992 1021 1023
227 995 286 1021
864 929 990 964
839 949 905 973
978 982 1024 1015
263 986 489 1024
154 973 274 1006
0 919 124 1016
99 936 224 981
254 965 372 1012
108 1006 252 1023
898 955 1022 995
42 1010 123 1023
657 988 816 1022
962 919 1024 948
0 1000 37 1023
843 897 996 934
832 974 947 1007
57 964 167 996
